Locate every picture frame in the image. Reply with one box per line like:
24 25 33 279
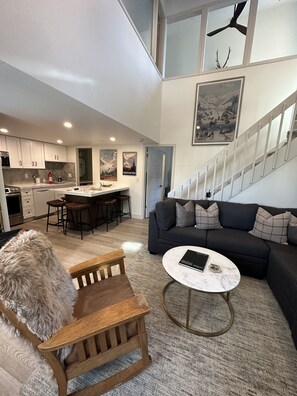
122 152 137 176
192 77 244 145
100 149 117 181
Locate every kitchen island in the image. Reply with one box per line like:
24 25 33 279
55 184 130 229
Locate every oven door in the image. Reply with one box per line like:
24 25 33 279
6 193 24 226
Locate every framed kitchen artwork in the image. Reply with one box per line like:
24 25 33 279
100 149 117 181
122 152 137 176
192 77 244 145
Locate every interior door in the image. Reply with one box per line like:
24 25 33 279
145 147 166 218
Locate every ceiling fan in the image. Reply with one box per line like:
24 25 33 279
207 2 247 37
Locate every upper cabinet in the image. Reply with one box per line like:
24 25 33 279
6 137 45 169
44 143 67 162
21 139 45 169
6 136 23 168
0 135 7 151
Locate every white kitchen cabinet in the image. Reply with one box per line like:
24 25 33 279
6 136 23 168
0 135 7 151
21 139 45 169
21 188 35 219
44 143 67 162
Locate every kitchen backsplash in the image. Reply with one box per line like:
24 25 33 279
3 162 76 185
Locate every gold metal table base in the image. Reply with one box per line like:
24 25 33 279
162 279 235 337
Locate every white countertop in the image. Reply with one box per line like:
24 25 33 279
10 182 76 189
55 184 129 197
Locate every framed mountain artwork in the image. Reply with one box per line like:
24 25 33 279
192 77 244 145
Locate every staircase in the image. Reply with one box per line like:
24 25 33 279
168 90 297 201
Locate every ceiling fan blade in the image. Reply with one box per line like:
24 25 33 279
233 1 247 21
235 23 247 35
207 24 230 37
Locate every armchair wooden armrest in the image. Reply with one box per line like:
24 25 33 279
38 295 149 352
69 249 126 288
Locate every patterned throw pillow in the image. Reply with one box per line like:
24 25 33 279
249 207 291 244
195 202 222 230
176 201 195 227
288 214 297 245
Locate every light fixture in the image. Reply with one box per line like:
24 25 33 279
63 121 72 128
110 137 116 142
57 139 63 144
0 128 8 133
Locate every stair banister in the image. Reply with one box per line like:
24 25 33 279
261 115 273 177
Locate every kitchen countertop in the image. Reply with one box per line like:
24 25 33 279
9 182 76 189
55 184 129 197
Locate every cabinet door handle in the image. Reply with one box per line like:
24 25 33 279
19 160 22 166
32 161 34 166
35 161 37 166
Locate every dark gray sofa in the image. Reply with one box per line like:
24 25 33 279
148 198 297 347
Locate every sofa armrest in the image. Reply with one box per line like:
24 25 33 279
148 210 160 254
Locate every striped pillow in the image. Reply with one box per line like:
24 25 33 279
249 207 291 244
195 202 222 230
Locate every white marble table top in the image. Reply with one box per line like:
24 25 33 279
162 246 241 293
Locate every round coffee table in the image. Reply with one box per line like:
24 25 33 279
162 245 241 337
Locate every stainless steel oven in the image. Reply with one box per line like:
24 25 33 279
5 186 24 226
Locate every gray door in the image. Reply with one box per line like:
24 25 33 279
145 146 173 218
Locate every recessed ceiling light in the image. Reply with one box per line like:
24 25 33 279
110 137 116 142
63 121 72 128
0 128 8 133
57 139 63 144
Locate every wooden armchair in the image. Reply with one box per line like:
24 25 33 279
0 248 151 395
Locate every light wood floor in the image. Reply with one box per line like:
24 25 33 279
15 215 149 269
1 215 149 395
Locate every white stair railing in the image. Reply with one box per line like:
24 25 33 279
169 90 297 201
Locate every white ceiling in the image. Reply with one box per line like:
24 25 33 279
0 61 155 147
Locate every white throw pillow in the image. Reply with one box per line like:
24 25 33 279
249 207 290 244
195 202 222 230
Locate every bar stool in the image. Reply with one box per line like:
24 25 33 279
116 194 131 222
64 202 93 240
46 199 66 232
96 198 118 232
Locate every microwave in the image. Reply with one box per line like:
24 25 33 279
0 151 10 168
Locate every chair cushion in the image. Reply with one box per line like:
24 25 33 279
176 201 195 227
195 202 222 230
249 207 291 244
74 274 134 318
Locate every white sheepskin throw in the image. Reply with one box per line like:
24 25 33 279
0 229 77 358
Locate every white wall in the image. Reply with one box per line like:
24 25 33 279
0 0 162 142
160 57 297 206
68 144 146 219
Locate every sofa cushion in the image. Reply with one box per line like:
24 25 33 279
288 214 297 246
176 201 195 227
249 207 290 244
267 249 297 329
159 227 207 247
216 201 258 231
195 202 222 230
207 228 270 259
155 199 176 230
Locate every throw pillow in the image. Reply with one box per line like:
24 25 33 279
0 229 77 361
249 207 291 244
288 214 297 245
176 201 195 227
195 202 222 230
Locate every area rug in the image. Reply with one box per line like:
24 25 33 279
20 248 297 395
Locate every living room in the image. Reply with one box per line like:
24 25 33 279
1 0 297 395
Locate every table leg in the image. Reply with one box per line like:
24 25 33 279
186 288 192 328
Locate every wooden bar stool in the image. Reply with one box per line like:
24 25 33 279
46 199 66 232
96 198 118 232
117 194 131 222
64 202 93 240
